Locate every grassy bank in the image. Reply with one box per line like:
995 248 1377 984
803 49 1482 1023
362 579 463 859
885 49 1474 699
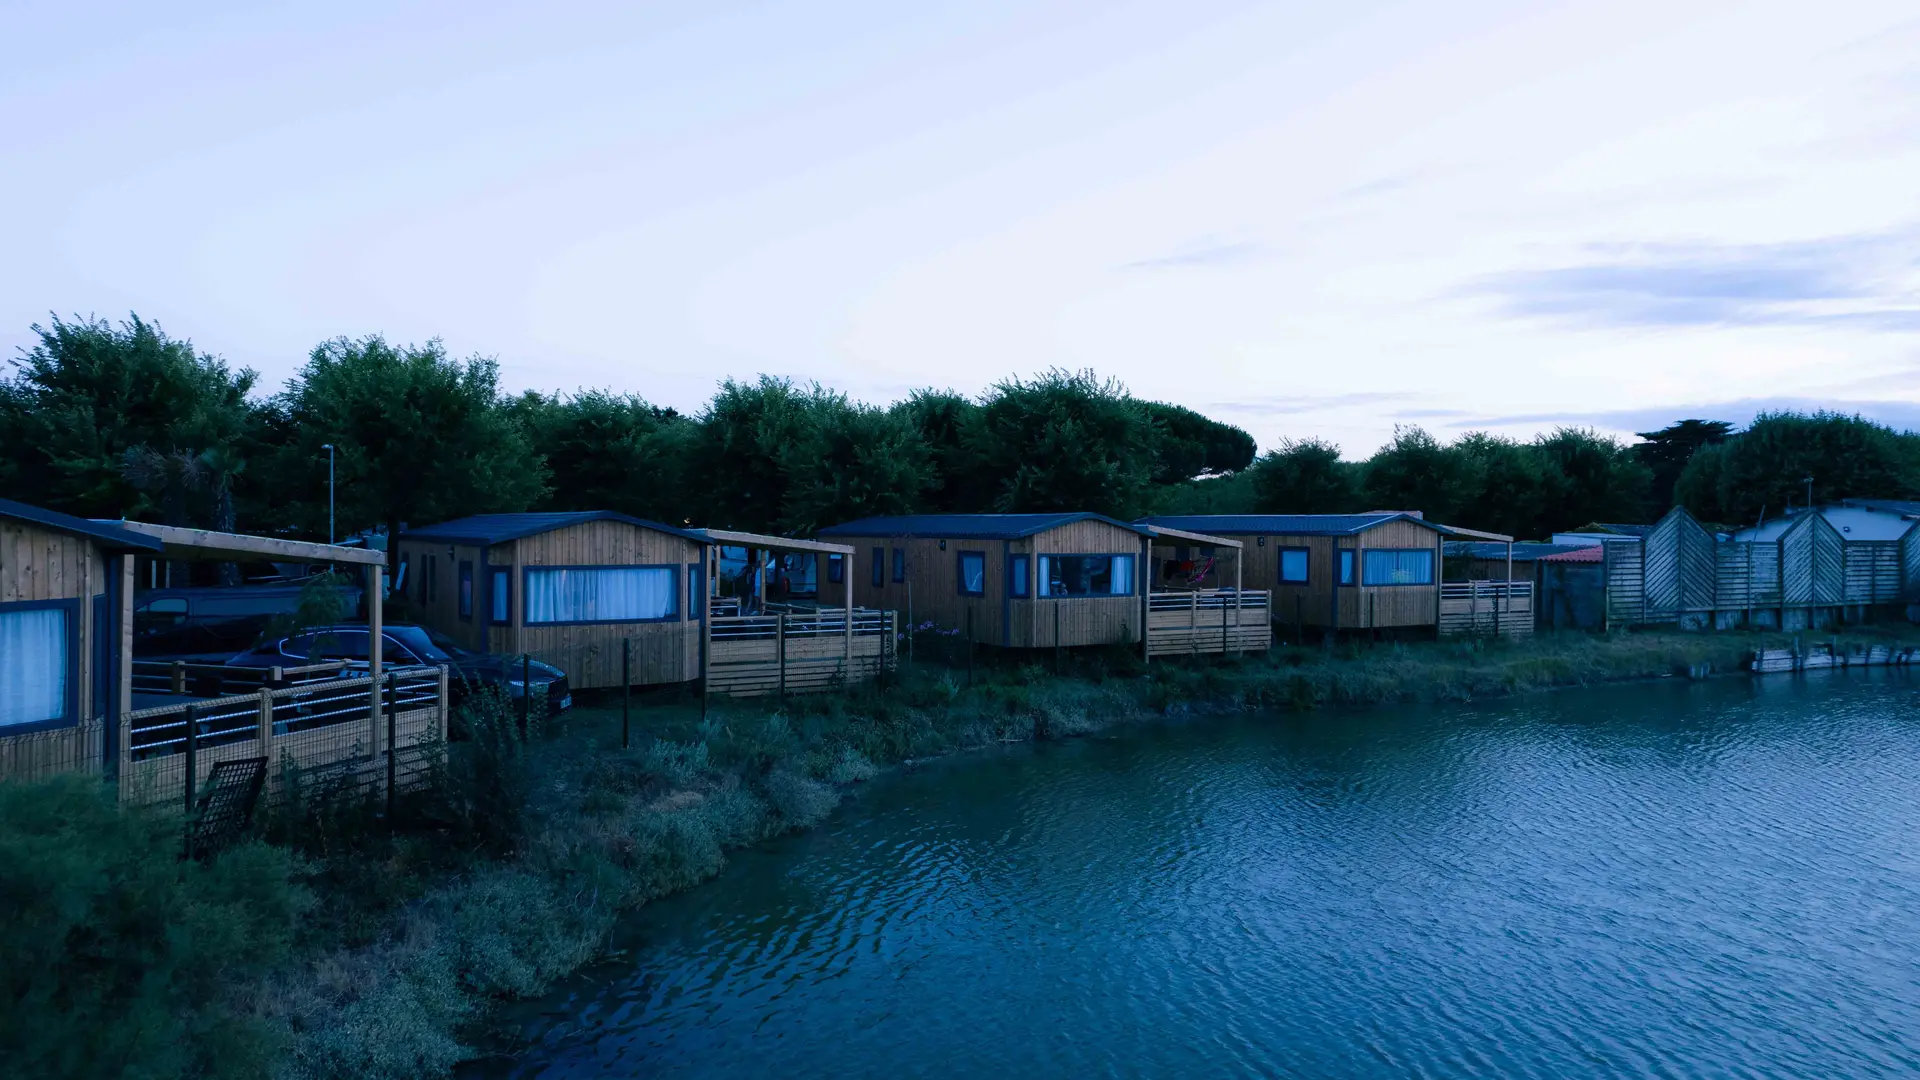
9 624 1920 1079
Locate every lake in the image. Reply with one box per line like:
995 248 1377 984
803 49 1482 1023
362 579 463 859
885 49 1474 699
479 671 1920 1079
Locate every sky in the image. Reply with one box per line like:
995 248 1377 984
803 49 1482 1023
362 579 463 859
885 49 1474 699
3 0 1918 456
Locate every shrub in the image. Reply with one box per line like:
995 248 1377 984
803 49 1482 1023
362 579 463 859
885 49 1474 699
0 776 309 1080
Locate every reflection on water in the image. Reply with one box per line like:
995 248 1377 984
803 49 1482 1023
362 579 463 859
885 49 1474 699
478 671 1920 1079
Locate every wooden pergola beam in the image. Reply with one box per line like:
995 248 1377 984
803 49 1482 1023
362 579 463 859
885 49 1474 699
99 520 387 565
700 529 855 556
1142 525 1244 549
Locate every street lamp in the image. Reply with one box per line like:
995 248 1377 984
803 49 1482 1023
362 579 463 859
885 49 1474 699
322 444 336 545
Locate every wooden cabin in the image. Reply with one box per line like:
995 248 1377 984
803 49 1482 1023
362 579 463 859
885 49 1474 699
1138 514 1461 635
398 513 894 694
817 514 1156 649
0 499 162 783
397 512 710 689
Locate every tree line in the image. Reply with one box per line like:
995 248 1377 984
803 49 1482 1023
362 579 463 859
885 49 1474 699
4 314 1915 560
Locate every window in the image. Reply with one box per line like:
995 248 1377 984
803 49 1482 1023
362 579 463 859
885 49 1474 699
427 555 438 603
393 558 408 598
1038 554 1134 597
871 547 885 588
1008 553 1029 597
774 553 817 599
524 566 678 624
1338 550 1355 586
1278 548 1310 584
490 569 511 624
827 553 844 584
891 548 905 583
689 563 705 620
0 602 73 730
458 561 474 619
1363 549 1434 586
957 552 986 596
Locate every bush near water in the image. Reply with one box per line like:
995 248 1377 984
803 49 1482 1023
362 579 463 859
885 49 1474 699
8 627 1920 1079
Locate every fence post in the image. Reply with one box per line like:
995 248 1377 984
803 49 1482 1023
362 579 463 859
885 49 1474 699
1054 604 1062 674
622 638 631 750
171 660 186 695
385 671 397 824
1189 592 1198 657
182 704 198 817
966 607 974 688
257 686 273 759
777 613 787 704
520 653 531 735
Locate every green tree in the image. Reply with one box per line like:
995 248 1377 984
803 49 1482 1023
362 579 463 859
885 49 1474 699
892 389 980 512
1453 432 1545 539
1360 427 1479 521
1248 438 1359 513
0 314 255 520
269 336 546 569
512 390 694 522
1531 427 1652 535
1634 418 1733 514
964 369 1157 516
1142 401 1256 483
1674 411 1920 526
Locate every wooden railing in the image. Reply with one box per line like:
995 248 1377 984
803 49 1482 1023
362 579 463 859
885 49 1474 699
1439 580 1534 637
1146 589 1272 657
130 659 354 698
707 608 896 698
117 665 449 809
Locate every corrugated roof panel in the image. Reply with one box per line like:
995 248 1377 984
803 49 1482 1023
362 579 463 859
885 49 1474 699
817 513 1149 540
0 498 165 552
401 511 709 545
1138 513 1432 536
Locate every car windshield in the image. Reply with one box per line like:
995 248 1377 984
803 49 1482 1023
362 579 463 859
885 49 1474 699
389 625 462 661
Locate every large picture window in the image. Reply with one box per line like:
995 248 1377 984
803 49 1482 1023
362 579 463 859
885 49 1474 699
524 566 678 624
1038 554 1135 597
0 602 72 730
1362 549 1434 586
957 551 986 596
1278 548 1309 584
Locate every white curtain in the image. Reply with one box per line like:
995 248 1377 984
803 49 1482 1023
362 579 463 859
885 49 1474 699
0 607 67 728
1363 549 1434 585
1109 555 1134 595
1038 556 1055 597
961 553 985 594
525 567 677 623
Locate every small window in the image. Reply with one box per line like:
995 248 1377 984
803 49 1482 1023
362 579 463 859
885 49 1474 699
458 561 474 619
1338 550 1355 586
891 548 905 583
871 547 885 587
1362 549 1434 586
427 555 438 603
0 603 71 729
689 562 705 621
1009 553 1029 597
958 552 986 596
490 569 511 624
827 553 844 584
1278 548 1309 584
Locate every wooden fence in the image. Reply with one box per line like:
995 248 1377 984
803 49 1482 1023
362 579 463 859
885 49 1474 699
117 665 448 810
1439 581 1534 637
706 608 896 698
1145 590 1272 657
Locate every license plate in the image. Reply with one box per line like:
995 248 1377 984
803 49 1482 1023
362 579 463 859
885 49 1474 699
559 695 573 711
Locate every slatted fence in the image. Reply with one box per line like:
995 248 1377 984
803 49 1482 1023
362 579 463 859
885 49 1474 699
706 608 896 698
1439 581 1534 637
1145 590 1272 656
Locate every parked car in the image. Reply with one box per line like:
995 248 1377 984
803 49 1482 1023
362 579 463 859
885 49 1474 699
224 623 571 713
134 583 363 659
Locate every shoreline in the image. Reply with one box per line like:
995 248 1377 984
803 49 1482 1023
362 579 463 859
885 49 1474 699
40 626 1920 1079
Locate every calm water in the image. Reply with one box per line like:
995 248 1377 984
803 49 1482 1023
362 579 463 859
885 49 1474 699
484 672 1920 1079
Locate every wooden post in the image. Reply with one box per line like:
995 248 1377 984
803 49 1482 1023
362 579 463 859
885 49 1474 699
906 580 914 663
385 671 397 822
1189 591 1198 657
777 613 787 703
1504 540 1514 636
1054 603 1062 674
1140 535 1151 664
171 660 186 695
520 653 531 734
622 638 631 750
369 566 384 762
966 607 975 687
1222 588 1230 655
182 704 198 817
701 561 713 716
257 686 273 759
843 560 854 679
437 664 450 742
1234 550 1243 657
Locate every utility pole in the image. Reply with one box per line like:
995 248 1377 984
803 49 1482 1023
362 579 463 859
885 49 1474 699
322 443 337 545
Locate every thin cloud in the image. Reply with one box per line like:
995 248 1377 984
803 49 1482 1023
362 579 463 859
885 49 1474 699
1464 396 1920 434
1124 240 1262 270
1206 391 1419 416
1469 228 1920 332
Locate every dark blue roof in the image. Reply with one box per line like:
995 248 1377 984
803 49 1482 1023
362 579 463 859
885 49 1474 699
818 513 1151 540
0 498 164 552
1445 541 1589 561
1138 513 1439 537
401 512 709 545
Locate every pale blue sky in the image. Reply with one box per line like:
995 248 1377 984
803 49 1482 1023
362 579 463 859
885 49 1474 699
4 1 1917 453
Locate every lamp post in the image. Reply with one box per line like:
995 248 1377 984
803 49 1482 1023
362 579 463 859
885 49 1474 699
322 444 336 545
